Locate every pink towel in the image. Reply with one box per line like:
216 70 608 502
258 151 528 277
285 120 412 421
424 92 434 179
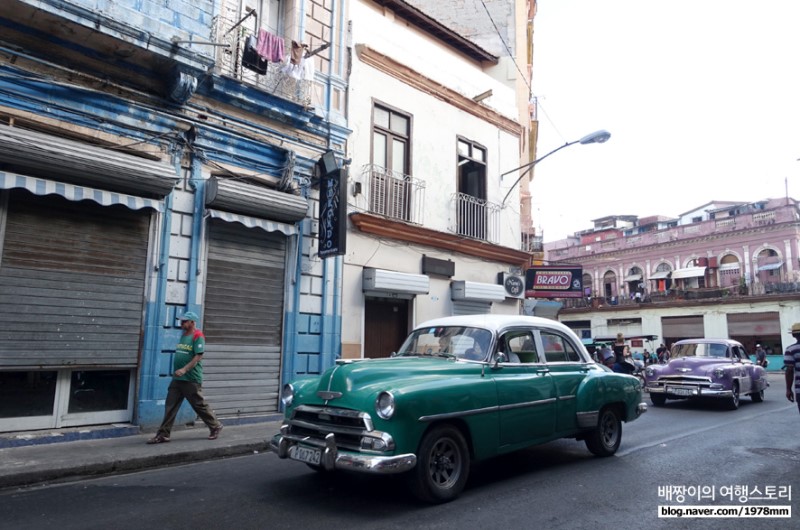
256 29 285 63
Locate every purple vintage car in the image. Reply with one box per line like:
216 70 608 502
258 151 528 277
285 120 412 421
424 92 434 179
643 338 768 409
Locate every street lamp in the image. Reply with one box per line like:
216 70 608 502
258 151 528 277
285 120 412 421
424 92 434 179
500 129 611 208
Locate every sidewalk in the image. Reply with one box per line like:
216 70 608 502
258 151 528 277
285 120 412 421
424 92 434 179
0 416 284 490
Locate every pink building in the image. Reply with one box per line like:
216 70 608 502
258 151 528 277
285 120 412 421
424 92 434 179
542 198 800 366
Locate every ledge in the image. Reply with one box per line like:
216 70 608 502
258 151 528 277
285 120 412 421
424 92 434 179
350 212 530 266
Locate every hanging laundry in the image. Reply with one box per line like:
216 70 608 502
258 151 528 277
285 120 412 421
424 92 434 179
290 40 308 65
242 34 268 75
256 29 285 63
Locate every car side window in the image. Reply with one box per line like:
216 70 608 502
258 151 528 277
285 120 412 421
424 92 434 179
709 343 728 358
541 332 580 362
505 332 539 363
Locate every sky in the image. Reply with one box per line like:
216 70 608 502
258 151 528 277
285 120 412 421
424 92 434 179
530 0 800 242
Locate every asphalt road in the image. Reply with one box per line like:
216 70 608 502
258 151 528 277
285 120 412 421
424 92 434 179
2 392 798 530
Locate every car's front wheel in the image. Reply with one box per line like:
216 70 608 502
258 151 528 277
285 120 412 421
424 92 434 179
750 388 765 403
408 424 470 503
585 406 622 457
727 382 740 410
650 393 667 407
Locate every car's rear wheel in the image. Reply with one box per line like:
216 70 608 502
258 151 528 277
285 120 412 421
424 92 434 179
408 424 470 503
750 388 765 403
727 382 740 410
650 393 667 407
585 406 622 457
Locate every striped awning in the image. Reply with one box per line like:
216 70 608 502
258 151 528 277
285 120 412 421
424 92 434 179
0 171 164 211
206 208 297 235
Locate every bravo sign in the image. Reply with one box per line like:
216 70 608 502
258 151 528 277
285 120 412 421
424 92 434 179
525 266 583 298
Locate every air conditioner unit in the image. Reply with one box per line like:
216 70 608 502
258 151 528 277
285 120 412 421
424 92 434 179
451 280 506 302
362 268 429 295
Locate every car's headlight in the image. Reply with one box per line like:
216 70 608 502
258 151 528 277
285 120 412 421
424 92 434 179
375 391 395 420
645 367 655 377
713 368 725 379
281 383 295 407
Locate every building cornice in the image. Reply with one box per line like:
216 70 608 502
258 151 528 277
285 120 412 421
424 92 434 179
350 212 531 267
552 221 800 265
355 44 522 136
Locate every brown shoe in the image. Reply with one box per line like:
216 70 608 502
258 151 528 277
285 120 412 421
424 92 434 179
208 424 223 440
146 434 170 444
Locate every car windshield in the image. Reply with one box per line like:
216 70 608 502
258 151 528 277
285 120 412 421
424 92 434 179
671 342 730 359
397 326 493 361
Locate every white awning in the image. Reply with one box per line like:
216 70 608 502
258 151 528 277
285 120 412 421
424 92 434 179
718 263 740 271
671 266 707 279
648 270 671 280
363 268 429 295
623 274 642 282
206 208 296 235
757 261 783 272
0 171 164 211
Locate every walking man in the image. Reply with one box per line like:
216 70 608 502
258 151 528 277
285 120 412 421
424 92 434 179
785 322 800 414
754 343 768 368
147 311 223 444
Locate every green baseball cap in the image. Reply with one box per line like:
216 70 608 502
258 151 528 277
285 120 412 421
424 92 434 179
179 311 200 322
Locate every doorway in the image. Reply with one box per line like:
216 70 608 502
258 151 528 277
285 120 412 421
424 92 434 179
364 298 410 358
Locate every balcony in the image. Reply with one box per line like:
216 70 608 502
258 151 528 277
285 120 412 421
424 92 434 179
361 165 426 225
522 233 544 253
450 193 501 244
211 15 314 106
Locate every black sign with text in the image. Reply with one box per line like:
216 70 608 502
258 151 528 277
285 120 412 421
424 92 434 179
318 168 347 257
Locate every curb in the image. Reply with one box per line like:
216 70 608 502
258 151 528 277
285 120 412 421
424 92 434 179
0 440 270 490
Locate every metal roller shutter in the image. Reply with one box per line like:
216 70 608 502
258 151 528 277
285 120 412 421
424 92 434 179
660 315 705 340
452 300 492 316
202 219 286 416
0 191 150 368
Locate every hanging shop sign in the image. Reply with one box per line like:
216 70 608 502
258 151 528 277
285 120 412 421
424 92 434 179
525 265 583 298
319 168 347 257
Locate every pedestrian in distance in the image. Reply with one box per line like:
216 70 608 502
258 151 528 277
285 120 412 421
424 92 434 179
147 311 223 444
600 348 616 370
754 343 768 368
785 322 800 414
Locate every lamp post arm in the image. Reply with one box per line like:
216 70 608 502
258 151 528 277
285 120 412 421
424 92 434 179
500 140 577 208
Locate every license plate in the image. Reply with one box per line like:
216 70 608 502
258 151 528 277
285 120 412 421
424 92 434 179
669 387 693 396
291 445 321 465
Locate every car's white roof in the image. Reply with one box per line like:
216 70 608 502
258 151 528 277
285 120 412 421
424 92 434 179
414 314 575 335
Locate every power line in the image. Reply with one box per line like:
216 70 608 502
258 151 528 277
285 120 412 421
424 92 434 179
476 0 532 96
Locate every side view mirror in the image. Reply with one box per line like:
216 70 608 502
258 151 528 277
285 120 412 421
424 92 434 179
494 352 508 368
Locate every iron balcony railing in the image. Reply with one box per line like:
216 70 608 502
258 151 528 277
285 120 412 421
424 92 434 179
450 192 501 244
522 233 544 252
362 165 426 225
211 15 313 106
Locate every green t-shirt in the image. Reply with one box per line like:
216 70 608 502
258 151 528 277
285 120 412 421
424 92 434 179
173 330 205 383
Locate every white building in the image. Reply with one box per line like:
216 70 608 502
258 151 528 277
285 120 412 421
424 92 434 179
341 0 533 359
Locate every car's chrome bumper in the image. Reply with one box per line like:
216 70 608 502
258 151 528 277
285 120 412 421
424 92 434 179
647 385 732 398
269 429 417 474
637 402 648 416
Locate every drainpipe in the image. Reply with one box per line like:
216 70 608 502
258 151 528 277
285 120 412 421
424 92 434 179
187 156 205 313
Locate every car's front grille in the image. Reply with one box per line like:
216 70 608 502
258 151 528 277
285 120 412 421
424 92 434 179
654 375 712 387
287 405 373 451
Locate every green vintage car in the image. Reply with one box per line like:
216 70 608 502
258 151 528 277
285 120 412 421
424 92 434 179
270 315 646 502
